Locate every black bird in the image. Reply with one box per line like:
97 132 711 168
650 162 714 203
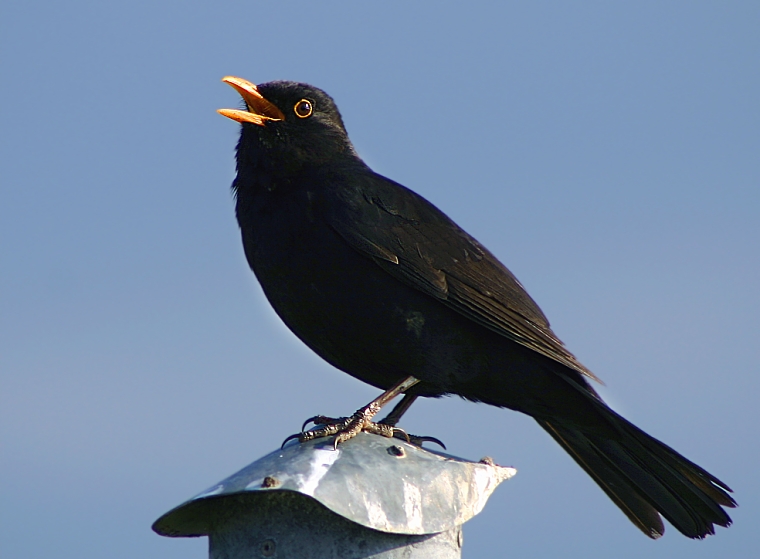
217 76 735 539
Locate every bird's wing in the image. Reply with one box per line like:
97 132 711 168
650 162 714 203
326 172 599 382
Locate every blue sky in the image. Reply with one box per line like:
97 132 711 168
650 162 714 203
1 1 758 557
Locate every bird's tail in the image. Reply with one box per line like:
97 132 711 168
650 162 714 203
536 408 736 539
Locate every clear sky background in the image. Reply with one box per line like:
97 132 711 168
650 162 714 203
1 2 758 558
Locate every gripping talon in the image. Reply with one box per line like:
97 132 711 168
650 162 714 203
390 430 446 449
413 435 446 449
303 415 347 431
301 416 323 431
391 427 411 443
285 377 423 448
281 432 302 449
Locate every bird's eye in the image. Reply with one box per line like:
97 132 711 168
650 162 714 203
294 99 313 118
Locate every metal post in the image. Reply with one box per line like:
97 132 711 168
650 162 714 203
153 433 516 558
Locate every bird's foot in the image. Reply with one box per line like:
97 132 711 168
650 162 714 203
281 407 446 450
280 376 443 450
377 402 446 449
282 402 405 450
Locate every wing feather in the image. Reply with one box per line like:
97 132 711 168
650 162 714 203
327 172 599 382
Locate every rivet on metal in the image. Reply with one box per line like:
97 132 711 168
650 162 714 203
261 476 279 488
387 445 406 457
260 538 276 557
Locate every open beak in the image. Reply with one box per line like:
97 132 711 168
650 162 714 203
217 76 285 126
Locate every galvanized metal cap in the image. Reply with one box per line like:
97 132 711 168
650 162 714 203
153 432 516 536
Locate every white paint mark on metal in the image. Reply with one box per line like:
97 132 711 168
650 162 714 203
365 498 391 530
402 480 424 531
470 468 494 515
296 448 341 496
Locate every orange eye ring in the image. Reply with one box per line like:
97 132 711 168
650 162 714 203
294 99 313 118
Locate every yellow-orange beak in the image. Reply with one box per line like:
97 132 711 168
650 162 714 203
217 76 285 126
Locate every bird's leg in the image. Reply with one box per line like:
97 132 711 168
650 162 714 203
283 376 420 449
378 393 418 427
378 393 446 449
303 380 419 430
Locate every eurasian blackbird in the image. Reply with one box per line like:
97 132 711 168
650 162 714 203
218 76 735 539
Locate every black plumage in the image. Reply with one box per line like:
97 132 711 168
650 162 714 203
218 77 735 539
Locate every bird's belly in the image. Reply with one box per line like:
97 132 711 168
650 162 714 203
243 221 489 396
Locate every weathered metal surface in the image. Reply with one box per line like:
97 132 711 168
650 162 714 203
153 432 516 537
206 491 464 559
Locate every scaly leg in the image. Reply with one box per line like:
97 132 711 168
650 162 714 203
379 393 418 426
379 393 446 449
283 376 420 449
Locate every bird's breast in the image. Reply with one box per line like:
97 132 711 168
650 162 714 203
234 182 486 394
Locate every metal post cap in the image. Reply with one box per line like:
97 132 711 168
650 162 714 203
153 432 516 537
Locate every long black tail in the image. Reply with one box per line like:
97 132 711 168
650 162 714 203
536 408 736 539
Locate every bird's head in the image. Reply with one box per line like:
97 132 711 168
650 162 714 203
218 77 357 176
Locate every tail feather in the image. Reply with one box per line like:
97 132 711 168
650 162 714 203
538 411 735 539
623 420 735 508
540 419 665 538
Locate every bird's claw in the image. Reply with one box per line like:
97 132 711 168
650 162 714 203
301 415 348 432
393 431 447 450
283 409 445 450
283 404 416 449
280 432 303 448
